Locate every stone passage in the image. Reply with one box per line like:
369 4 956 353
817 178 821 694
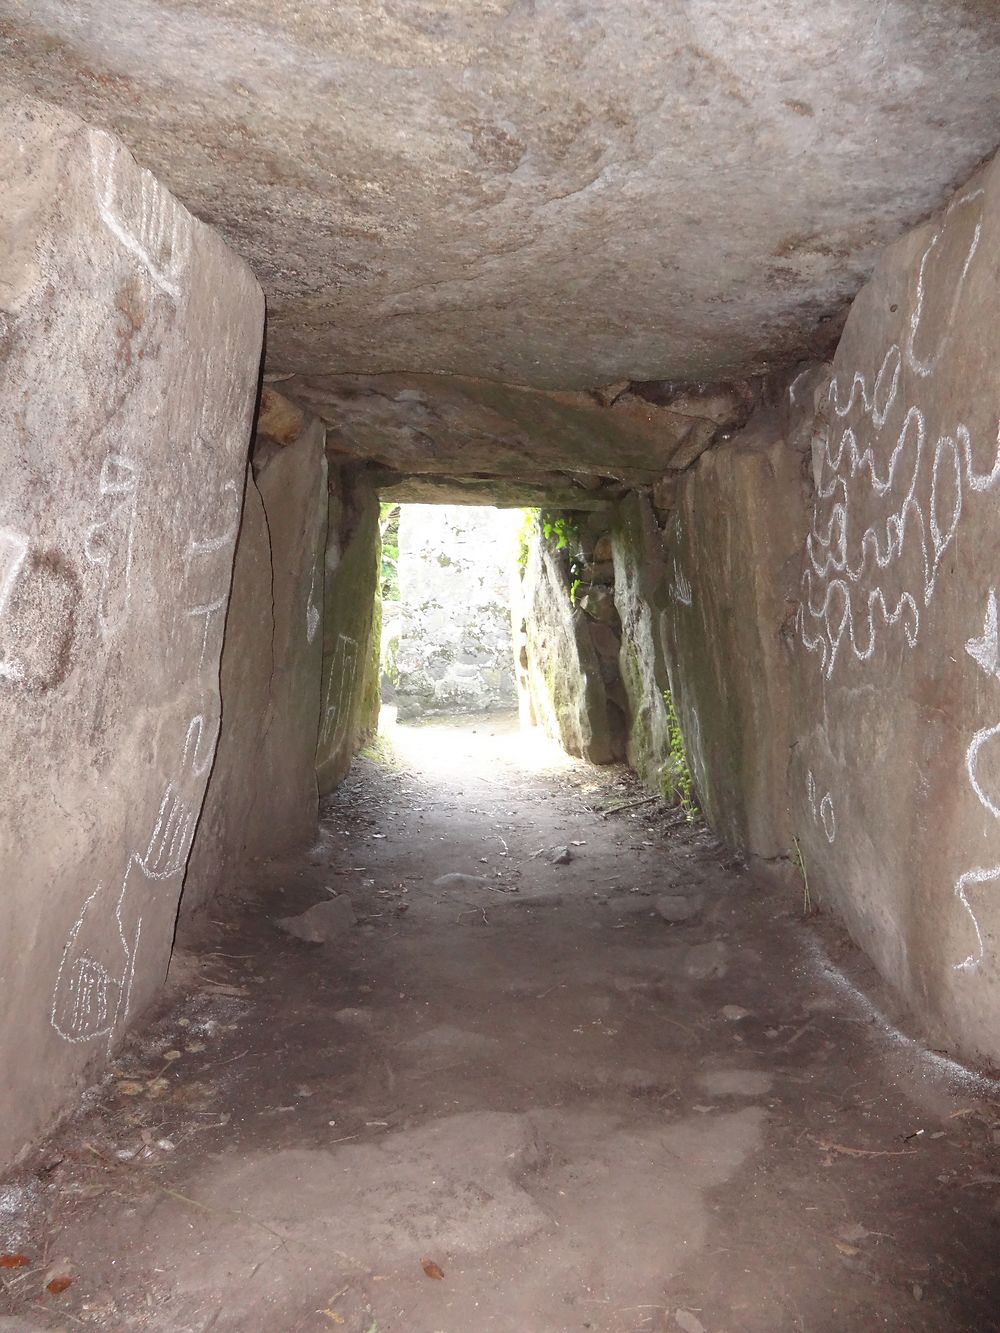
390 504 519 719
5 21 1000 1328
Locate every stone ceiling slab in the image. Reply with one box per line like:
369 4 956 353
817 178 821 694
285 372 753 483
2 1 1000 392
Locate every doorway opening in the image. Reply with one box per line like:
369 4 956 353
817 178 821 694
378 503 524 736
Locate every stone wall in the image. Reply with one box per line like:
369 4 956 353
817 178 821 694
514 512 626 764
610 494 674 792
789 159 1000 1060
180 410 328 925
658 386 819 857
645 153 1000 1065
0 97 263 1164
316 466 381 794
394 505 517 719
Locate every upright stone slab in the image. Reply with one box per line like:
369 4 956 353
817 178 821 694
316 468 381 794
516 519 620 764
661 392 816 858
254 420 328 849
179 418 327 924
0 96 263 1164
792 157 1000 1059
178 471 272 922
611 493 674 790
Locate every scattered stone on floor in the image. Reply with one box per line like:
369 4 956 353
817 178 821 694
276 894 356 942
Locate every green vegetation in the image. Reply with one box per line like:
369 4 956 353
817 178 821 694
664 690 698 822
515 508 536 570
539 509 586 604
379 501 401 601
539 509 578 551
360 730 399 767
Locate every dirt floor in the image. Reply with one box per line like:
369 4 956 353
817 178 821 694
3 712 1000 1333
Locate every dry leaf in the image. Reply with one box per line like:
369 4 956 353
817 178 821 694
317 1311 345 1325
47 1276 73 1294
421 1258 445 1280
0 1254 29 1268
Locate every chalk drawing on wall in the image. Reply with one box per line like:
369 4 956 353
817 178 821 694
806 770 836 843
672 564 693 607
906 190 983 380
187 480 241 559
50 884 120 1043
84 453 140 638
799 187 993 682
320 634 359 753
50 712 210 1048
50 875 139 1048
954 592 1000 972
966 590 1000 681
306 567 321 643
89 130 192 302
799 376 1000 678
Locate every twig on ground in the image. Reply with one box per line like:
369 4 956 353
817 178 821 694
600 795 659 818
808 1135 917 1158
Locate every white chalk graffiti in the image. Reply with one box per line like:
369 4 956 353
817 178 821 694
306 567 321 643
799 187 995 680
799 386 1000 677
50 714 209 1045
953 593 1000 972
187 480 241 558
141 781 198 878
953 722 1000 973
320 634 359 752
181 712 221 782
185 483 242 669
51 471 240 1048
84 453 140 637
89 130 192 302
805 770 836 843
672 564 693 607
906 191 983 379
50 882 131 1045
966 590 1000 681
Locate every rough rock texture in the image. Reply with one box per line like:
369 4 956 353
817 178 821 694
315 469 381 794
5 4 1000 391
303 373 752 485
394 505 518 719
791 154 1000 1061
514 518 623 764
179 472 272 923
277 895 356 944
180 415 328 924
611 494 675 792
253 419 329 846
661 388 818 858
0 96 262 1164
378 474 623 511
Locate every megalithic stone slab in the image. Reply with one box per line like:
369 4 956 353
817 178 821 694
0 93 263 1166
790 152 1000 1062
